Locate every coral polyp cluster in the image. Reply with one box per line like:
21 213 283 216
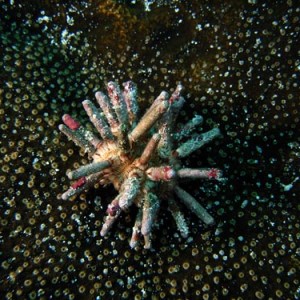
59 80 222 248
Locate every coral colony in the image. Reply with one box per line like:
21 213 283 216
59 81 222 249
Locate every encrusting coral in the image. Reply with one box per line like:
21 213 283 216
59 80 222 249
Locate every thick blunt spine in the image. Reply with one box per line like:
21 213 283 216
129 93 169 143
118 176 141 210
67 160 111 180
141 191 160 249
100 198 121 237
146 166 176 181
61 172 102 200
82 100 113 140
168 197 189 238
175 127 221 158
138 133 161 166
107 81 129 129
174 186 215 225
130 207 143 249
123 81 139 126
95 91 119 135
177 168 222 180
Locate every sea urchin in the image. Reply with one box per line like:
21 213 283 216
59 80 222 249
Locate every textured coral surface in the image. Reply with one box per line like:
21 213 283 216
0 1 299 299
